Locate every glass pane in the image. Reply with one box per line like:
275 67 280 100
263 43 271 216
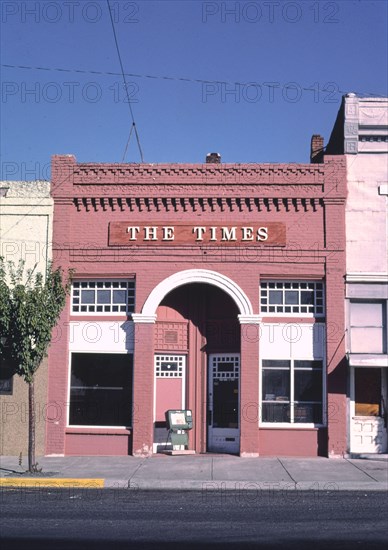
269 290 283 304
295 360 322 369
285 291 298 304
262 403 290 422
113 290 126 304
350 302 383 327
70 353 133 426
301 291 314 305
81 290 95 304
97 290 111 304
213 379 238 428
294 370 322 401
262 370 290 401
351 327 384 353
294 403 322 424
262 360 290 369
355 368 381 416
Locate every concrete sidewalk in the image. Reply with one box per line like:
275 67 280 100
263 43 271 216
0 454 387 491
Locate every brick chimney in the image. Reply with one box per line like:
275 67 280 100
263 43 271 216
310 135 324 163
206 152 221 164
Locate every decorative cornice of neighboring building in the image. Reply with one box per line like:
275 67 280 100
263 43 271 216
0 180 51 199
346 273 388 283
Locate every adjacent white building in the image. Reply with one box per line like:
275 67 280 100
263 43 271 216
327 94 388 455
0 180 53 456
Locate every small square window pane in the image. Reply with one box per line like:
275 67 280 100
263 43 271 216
104 305 110 312
269 283 275 289
89 282 95 288
81 282 87 288
81 290 95 304
120 306 126 312
81 306 87 312
73 290 79 296
97 290 111 304
104 282 111 288
112 306 119 312
292 306 299 312
73 282 80 288
97 282 104 288
113 282 119 288
73 306 79 312
120 282 127 288
97 306 103 312
269 306 275 312
261 282 268 289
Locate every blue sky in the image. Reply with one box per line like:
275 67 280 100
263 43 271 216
1 0 387 179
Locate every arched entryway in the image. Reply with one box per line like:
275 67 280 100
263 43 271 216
154 283 241 453
132 270 258 455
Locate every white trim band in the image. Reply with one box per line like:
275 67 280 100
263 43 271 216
238 314 262 325
132 314 157 324
346 273 388 283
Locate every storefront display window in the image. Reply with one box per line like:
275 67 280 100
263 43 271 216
261 359 323 424
69 353 133 426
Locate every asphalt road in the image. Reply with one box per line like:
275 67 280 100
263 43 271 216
1 489 387 549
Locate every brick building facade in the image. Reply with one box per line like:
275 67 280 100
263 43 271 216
47 151 347 457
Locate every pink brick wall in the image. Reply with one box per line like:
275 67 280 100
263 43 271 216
47 155 347 457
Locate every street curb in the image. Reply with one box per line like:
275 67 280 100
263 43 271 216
0 478 104 488
104 480 388 491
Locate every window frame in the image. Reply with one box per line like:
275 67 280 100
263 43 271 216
260 358 326 428
349 300 387 354
67 351 134 429
260 280 325 317
71 279 135 316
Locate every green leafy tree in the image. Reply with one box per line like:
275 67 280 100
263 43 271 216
0 259 71 472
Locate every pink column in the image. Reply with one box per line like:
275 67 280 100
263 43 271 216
131 316 155 456
239 317 261 456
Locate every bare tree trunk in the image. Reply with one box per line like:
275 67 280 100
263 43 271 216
28 376 36 472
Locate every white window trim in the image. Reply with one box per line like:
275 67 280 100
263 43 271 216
66 350 133 429
259 357 327 428
260 280 325 318
71 279 135 316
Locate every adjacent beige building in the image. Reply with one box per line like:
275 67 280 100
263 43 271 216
0 180 53 456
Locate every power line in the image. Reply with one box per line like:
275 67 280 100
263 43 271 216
106 0 144 163
2 63 386 98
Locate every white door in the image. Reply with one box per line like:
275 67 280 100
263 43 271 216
208 354 240 454
350 367 388 454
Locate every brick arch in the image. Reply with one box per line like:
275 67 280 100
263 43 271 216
141 269 254 318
